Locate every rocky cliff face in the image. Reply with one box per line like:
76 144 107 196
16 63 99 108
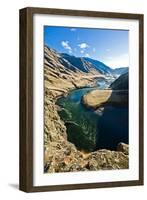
110 72 128 90
44 46 129 173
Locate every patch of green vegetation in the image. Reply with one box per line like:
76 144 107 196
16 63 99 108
58 99 98 152
66 123 95 152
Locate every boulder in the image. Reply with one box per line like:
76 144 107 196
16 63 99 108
117 142 129 155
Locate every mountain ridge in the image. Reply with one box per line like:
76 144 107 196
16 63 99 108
45 45 128 76
112 67 128 76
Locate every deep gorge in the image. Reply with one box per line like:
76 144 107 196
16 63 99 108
57 81 128 152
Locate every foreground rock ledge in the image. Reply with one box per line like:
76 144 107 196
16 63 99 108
45 145 129 172
82 89 128 109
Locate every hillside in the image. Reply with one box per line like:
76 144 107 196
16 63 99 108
44 46 105 90
84 57 113 74
112 67 128 76
110 72 129 90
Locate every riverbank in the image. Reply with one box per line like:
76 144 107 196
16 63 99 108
44 74 129 172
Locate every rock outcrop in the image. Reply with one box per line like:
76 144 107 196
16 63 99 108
44 46 129 173
117 142 129 155
110 72 128 90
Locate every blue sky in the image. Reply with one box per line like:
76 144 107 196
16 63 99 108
44 26 129 69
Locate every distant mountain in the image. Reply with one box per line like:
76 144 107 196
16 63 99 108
61 53 128 76
112 67 129 76
45 45 128 77
61 53 94 73
84 57 113 75
61 53 113 75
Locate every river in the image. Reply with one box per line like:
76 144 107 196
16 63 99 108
57 80 128 152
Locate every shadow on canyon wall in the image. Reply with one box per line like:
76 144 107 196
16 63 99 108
95 89 129 151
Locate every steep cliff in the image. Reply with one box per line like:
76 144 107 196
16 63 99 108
110 72 128 90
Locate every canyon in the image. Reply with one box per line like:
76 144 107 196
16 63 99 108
44 45 129 173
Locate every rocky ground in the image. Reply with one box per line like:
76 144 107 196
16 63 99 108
44 46 129 173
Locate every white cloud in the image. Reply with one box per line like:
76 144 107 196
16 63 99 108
78 43 89 49
80 50 84 54
70 28 76 31
104 54 129 69
85 53 90 57
61 41 72 53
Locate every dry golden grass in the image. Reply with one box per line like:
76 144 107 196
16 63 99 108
82 89 128 108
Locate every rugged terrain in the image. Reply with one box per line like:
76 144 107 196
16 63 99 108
44 46 129 173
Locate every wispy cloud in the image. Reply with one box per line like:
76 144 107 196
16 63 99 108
70 28 76 31
61 40 72 53
106 49 110 52
80 50 84 54
78 43 89 49
85 53 90 57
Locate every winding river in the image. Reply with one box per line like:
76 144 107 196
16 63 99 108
57 80 128 152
